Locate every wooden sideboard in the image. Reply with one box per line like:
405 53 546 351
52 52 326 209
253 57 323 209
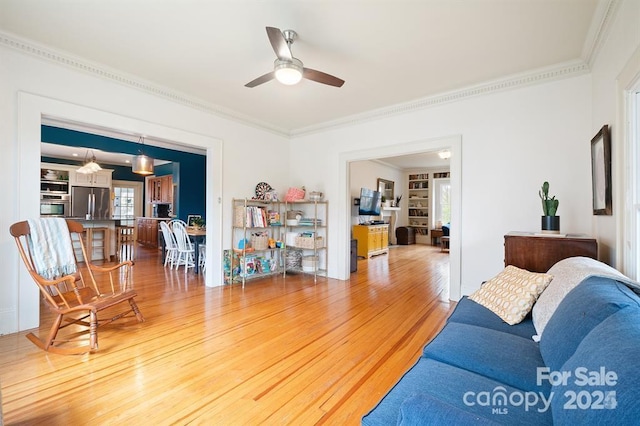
353 224 389 258
504 232 598 273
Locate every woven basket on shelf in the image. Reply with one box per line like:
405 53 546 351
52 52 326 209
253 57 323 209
250 234 269 251
294 236 324 249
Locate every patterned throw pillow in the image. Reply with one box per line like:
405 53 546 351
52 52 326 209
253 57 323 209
469 265 554 325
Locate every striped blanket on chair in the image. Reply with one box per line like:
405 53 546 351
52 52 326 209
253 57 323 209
27 218 78 280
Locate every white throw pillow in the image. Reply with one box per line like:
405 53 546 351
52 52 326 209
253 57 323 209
531 256 636 337
469 265 553 325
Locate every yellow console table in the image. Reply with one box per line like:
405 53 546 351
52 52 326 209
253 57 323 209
353 224 389 258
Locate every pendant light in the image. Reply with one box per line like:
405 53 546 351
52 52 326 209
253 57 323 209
76 150 103 174
438 150 451 160
132 136 155 175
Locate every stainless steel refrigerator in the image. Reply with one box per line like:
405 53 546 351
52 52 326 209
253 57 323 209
71 186 111 219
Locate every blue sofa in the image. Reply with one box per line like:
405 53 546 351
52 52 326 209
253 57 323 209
362 258 640 425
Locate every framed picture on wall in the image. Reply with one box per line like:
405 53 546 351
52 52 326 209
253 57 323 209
590 124 612 215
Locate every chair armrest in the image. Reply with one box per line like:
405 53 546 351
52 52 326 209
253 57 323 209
88 260 134 294
88 260 134 273
31 273 81 308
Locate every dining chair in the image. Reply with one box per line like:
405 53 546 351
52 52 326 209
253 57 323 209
171 221 195 272
9 218 144 354
198 243 206 273
159 221 178 268
169 219 187 230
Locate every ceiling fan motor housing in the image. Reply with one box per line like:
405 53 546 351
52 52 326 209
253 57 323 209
282 29 298 44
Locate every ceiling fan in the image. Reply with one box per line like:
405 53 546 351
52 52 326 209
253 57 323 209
245 27 345 88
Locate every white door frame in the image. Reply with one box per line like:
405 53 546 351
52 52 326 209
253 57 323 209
616 45 640 279
17 92 224 331
338 135 462 301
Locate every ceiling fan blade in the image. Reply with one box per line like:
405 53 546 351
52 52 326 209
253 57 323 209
245 72 275 88
302 68 345 87
266 27 292 61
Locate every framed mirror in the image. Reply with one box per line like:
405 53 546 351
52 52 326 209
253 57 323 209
377 178 394 203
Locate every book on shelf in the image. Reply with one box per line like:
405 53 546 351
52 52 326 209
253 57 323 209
240 205 268 227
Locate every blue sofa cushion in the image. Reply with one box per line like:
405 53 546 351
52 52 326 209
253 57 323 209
539 276 640 371
423 322 549 393
398 393 501 425
447 296 537 339
361 358 553 426
550 307 640 424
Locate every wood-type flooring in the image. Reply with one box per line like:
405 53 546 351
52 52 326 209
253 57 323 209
0 243 453 425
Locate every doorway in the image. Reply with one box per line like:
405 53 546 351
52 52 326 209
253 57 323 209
17 92 223 332
340 135 462 301
112 180 143 220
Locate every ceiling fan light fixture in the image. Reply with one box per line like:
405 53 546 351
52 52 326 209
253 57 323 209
274 58 303 85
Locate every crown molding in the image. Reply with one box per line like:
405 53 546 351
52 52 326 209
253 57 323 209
291 60 590 137
2 7 609 141
581 0 619 67
0 30 290 137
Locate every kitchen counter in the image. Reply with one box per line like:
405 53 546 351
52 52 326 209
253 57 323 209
66 217 136 226
57 218 117 262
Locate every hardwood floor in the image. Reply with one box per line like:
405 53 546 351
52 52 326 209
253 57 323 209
0 244 454 425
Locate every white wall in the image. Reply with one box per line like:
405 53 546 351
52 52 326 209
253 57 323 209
349 160 404 226
4 1 639 334
589 0 640 270
290 75 593 299
1 45 290 334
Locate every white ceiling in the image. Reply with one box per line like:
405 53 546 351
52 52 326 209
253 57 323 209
40 142 172 168
0 0 602 137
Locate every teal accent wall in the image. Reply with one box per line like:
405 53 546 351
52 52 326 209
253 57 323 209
41 126 206 221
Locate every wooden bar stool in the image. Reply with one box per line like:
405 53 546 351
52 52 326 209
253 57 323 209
87 227 110 261
116 225 135 261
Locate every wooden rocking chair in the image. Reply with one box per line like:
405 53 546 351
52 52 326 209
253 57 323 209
10 219 144 354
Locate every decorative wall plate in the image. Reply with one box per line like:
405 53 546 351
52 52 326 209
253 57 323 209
255 182 273 200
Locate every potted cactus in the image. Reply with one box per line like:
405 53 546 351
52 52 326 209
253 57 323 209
539 181 560 233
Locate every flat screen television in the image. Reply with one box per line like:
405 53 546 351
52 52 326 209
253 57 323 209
359 188 382 216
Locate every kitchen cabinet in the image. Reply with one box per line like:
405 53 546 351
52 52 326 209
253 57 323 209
136 218 170 248
148 175 173 203
70 169 113 188
353 224 389 258
161 176 173 203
